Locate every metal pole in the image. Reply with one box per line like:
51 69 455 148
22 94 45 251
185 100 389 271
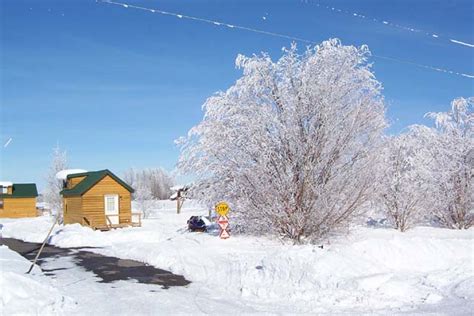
26 215 59 274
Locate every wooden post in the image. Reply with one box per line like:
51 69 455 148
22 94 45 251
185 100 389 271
176 189 184 214
27 215 59 274
174 188 188 214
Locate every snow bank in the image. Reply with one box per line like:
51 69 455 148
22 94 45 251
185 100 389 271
0 181 13 187
0 246 74 315
55 169 87 180
1 202 473 314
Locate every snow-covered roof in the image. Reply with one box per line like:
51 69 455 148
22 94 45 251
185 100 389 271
170 185 185 191
0 181 13 187
56 169 88 180
170 192 178 200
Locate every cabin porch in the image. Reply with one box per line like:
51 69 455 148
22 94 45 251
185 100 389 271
81 213 142 231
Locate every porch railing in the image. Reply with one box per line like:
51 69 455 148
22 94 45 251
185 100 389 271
131 212 142 227
104 213 142 229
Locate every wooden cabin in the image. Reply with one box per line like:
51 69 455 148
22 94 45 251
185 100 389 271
60 169 140 230
0 182 38 218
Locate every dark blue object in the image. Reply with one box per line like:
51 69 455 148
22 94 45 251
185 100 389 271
187 216 207 232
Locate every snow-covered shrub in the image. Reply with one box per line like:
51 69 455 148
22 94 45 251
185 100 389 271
43 145 67 221
177 39 387 242
378 130 432 231
423 97 474 229
124 168 174 200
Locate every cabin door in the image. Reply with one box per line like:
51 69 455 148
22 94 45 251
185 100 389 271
104 194 119 225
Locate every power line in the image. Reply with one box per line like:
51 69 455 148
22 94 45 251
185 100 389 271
102 0 313 44
99 0 473 80
372 54 473 79
302 0 474 49
3 137 13 148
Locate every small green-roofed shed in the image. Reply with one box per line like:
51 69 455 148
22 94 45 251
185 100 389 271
0 183 38 198
0 183 38 218
60 169 137 230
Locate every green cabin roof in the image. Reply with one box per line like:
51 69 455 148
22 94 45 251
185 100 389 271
60 169 134 197
0 183 38 198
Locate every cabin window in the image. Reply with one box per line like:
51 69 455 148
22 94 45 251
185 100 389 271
106 196 115 211
1 187 7 194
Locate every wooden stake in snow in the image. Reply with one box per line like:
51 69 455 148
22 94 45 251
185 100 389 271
177 197 183 214
26 215 59 274
170 185 188 214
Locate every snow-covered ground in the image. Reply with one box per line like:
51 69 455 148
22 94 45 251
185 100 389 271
1 200 473 315
0 245 74 315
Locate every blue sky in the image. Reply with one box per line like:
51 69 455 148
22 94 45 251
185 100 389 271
1 0 473 190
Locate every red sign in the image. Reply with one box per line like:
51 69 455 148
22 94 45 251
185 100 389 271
217 215 228 224
219 229 230 239
217 215 230 239
218 221 229 230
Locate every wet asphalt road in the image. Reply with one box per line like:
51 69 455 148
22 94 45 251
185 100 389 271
0 237 191 289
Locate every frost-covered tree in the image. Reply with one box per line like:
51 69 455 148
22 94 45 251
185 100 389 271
424 97 474 229
124 168 174 200
134 182 154 219
177 39 387 242
44 145 67 220
378 130 432 231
